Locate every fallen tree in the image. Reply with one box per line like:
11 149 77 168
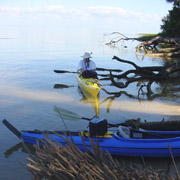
136 36 180 57
100 56 180 96
104 33 180 58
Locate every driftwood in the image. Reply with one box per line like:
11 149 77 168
136 36 180 57
104 32 139 46
104 32 180 57
107 56 180 94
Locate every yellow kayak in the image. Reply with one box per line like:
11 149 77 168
76 73 101 97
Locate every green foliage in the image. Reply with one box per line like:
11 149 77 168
166 0 180 7
160 7 180 37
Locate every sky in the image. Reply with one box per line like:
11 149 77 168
0 0 173 36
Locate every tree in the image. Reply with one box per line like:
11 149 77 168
166 0 180 7
160 7 180 37
161 0 180 37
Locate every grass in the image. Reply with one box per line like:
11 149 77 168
25 133 179 180
137 33 157 41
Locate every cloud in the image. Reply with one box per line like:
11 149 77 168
87 6 129 18
25 5 66 16
0 6 20 16
0 5 66 18
0 5 162 33
0 5 161 23
86 6 161 25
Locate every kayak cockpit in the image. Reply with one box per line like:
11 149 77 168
116 126 180 140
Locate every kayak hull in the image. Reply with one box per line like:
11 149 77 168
21 130 180 157
76 73 100 97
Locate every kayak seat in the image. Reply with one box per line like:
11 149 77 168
118 126 143 139
118 126 131 138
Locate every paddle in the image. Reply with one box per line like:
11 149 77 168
54 70 77 74
54 68 122 74
54 106 92 121
96 67 122 72
54 70 111 78
53 107 130 127
53 107 143 128
53 106 120 128
53 107 168 138
2 119 21 139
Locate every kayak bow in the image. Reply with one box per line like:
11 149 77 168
76 73 101 97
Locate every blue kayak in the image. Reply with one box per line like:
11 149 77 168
21 127 180 157
3 119 180 157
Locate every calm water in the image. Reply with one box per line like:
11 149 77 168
0 29 180 179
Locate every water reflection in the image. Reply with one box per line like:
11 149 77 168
155 79 180 100
1 84 180 116
119 87 180 102
4 142 35 158
101 99 180 116
53 84 75 89
0 85 74 103
78 87 99 117
99 94 120 113
4 142 22 158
